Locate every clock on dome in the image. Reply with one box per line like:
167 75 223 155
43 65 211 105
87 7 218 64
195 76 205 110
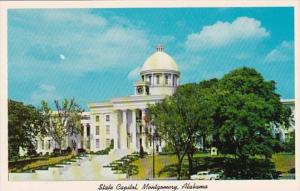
137 86 144 94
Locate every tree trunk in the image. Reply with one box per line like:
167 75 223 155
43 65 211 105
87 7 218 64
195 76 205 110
202 135 206 151
187 152 194 177
176 154 182 180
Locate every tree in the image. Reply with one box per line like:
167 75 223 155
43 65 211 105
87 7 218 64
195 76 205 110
149 97 188 179
149 81 217 178
8 100 43 160
212 67 291 162
39 98 84 149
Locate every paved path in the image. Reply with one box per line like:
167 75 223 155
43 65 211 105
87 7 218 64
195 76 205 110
9 154 126 181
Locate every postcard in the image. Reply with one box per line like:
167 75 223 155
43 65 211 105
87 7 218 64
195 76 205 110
0 1 299 191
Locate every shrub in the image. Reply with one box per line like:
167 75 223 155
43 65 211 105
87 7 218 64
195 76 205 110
77 148 86 155
61 147 72 155
52 148 61 156
161 144 175 154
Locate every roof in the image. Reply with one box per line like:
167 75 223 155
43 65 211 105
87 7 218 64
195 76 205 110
140 45 179 73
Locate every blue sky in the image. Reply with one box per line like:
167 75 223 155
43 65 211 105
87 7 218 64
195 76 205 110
8 8 294 110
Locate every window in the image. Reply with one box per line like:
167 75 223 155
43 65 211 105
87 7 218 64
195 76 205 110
96 126 100 135
148 76 152 84
41 140 44 150
106 139 111 148
96 115 100 122
165 75 168 85
81 125 84 136
96 139 100 148
106 125 110 134
87 124 90 136
156 75 160 84
106 115 110 122
173 75 177 86
47 140 51 150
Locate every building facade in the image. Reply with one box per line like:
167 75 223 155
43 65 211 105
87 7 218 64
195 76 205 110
28 45 295 156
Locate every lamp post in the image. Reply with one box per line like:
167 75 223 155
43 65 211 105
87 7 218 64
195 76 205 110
152 129 158 179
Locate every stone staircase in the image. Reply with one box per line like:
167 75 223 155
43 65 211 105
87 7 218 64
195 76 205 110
9 154 127 181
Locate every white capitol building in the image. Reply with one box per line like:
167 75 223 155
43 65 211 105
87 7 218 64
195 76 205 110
32 45 295 156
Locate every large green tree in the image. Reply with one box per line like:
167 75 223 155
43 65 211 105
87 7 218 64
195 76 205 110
149 81 217 178
149 97 188 179
212 67 291 161
8 100 43 160
39 98 84 149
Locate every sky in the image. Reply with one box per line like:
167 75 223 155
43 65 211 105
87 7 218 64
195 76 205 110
8 7 294 110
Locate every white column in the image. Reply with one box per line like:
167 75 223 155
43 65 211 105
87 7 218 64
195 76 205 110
113 111 119 150
131 109 137 150
83 124 86 149
151 73 154 85
121 110 128 149
141 109 147 149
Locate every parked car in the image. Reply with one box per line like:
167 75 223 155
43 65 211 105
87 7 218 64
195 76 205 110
191 171 220 180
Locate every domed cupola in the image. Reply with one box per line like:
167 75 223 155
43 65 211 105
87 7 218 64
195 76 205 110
135 45 180 96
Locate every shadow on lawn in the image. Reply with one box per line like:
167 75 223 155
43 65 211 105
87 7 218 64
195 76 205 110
159 155 281 180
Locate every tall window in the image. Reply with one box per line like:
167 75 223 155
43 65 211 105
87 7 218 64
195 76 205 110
156 75 160 84
173 75 177 86
165 75 168 85
106 139 111 148
106 115 110 122
96 126 100 135
96 115 100 122
96 139 100 148
87 124 90 136
47 140 51 150
41 140 44 150
106 125 110 135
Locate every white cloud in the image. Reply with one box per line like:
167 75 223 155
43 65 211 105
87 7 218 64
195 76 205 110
265 41 294 63
31 83 60 105
128 66 141 80
185 16 270 51
43 9 107 27
59 54 65 60
9 9 151 76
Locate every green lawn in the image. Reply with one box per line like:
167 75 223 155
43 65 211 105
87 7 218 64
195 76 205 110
131 152 295 180
131 154 178 179
9 154 75 173
272 153 295 173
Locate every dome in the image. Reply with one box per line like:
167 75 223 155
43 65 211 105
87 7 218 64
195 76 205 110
140 45 179 73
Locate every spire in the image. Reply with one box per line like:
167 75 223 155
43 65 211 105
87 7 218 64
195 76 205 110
156 44 164 52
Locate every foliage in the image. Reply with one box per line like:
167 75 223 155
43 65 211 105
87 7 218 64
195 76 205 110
77 148 86 155
211 67 291 160
8 100 43 160
161 144 175 154
149 80 217 179
149 67 292 179
39 98 84 149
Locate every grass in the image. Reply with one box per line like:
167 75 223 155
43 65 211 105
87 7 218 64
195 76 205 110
131 152 295 180
9 154 76 173
131 154 178 180
272 152 295 173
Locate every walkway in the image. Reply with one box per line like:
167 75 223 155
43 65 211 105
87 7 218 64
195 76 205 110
9 154 127 181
